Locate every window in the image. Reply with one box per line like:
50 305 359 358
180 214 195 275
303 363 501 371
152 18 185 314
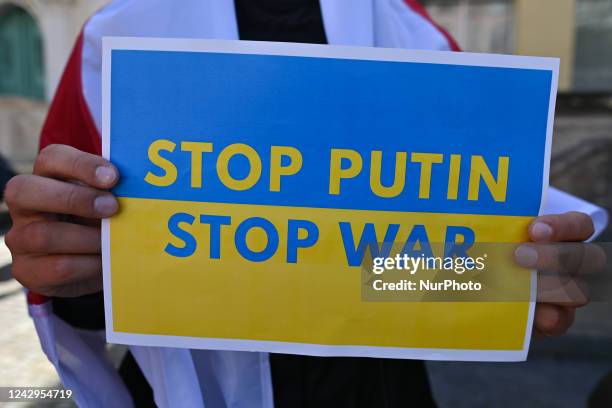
0 5 45 99
573 0 612 92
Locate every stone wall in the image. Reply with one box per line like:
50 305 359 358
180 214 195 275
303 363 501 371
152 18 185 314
551 113 612 239
0 97 46 173
0 0 106 172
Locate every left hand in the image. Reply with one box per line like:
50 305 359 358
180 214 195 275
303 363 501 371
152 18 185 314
514 211 601 337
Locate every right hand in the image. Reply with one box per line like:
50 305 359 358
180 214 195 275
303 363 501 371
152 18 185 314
4 144 120 297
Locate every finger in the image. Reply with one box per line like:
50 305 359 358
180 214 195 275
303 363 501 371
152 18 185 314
51 277 103 297
34 144 118 189
5 175 118 219
12 254 102 297
5 221 101 255
529 212 594 242
514 242 606 276
534 303 575 336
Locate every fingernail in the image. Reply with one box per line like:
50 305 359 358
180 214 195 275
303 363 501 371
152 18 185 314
94 195 118 217
95 166 116 186
531 222 553 241
515 245 538 268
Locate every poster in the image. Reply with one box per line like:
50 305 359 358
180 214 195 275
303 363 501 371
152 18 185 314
102 37 558 361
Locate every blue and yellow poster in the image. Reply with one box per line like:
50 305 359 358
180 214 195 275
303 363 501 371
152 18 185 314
102 38 558 361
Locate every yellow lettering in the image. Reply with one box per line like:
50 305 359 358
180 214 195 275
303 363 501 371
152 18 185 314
270 146 303 192
447 154 461 200
217 143 262 191
411 152 443 199
145 139 177 187
180 141 213 188
468 156 509 202
370 151 407 198
329 149 363 195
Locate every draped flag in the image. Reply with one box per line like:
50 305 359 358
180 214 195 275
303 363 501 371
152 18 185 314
103 38 559 361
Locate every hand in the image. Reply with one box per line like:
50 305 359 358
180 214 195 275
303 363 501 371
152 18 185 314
515 211 601 337
4 144 119 297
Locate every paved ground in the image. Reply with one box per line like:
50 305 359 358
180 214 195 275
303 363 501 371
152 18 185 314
428 353 611 408
0 234 76 407
427 299 612 407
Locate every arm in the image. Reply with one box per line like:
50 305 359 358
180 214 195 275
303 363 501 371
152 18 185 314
4 33 119 297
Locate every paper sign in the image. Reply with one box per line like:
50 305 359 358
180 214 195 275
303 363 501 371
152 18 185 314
102 38 558 361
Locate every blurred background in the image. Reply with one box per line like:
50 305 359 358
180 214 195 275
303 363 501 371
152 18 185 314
0 0 611 407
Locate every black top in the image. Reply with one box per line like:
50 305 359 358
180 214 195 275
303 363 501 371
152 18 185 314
234 0 327 44
53 1 436 406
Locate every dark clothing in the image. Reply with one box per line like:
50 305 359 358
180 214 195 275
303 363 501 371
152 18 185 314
234 0 327 44
270 354 436 408
52 291 105 330
54 1 437 406
0 153 15 202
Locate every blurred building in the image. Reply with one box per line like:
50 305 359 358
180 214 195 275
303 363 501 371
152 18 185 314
424 0 612 221
0 0 105 172
423 0 612 93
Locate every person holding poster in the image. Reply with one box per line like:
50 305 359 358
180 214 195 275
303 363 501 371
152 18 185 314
3 1 605 407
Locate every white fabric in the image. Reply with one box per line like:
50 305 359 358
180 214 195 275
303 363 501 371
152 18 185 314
29 300 133 407
190 349 274 407
127 346 203 407
29 0 608 407
544 187 609 241
319 0 375 46
373 0 450 49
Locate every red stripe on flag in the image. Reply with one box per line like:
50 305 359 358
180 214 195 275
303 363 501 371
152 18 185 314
27 290 49 305
403 0 461 51
30 31 101 305
39 31 101 154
